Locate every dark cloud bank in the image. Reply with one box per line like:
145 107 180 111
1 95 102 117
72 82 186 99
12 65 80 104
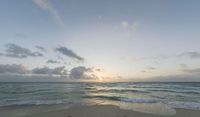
0 64 101 81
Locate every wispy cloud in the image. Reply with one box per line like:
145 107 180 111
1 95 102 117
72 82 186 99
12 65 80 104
35 45 46 52
148 74 200 82
32 0 64 25
179 64 188 69
141 70 147 73
147 67 156 70
178 52 200 59
182 68 200 73
55 46 84 61
14 33 27 39
121 21 129 28
137 51 200 61
46 59 60 64
120 20 139 37
141 67 156 73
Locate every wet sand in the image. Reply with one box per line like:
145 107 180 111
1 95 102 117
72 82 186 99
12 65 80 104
0 104 200 117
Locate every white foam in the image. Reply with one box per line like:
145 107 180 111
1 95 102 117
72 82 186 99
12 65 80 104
0 100 68 107
119 102 176 116
120 98 157 103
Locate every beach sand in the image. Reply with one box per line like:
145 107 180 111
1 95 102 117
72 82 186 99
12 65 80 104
0 104 199 117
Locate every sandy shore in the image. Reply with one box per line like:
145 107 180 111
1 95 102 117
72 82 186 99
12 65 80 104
0 104 200 117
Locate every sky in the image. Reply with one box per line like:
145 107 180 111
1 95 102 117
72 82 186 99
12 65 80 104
0 0 200 82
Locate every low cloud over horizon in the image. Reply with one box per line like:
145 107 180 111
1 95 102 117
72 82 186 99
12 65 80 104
0 42 200 82
0 63 107 81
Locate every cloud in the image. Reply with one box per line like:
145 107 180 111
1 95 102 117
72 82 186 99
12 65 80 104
69 66 93 79
145 67 200 82
178 52 200 59
138 55 170 61
141 67 156 73
46 59 60 64
179 64 188 69
96 68 101 72
35 45 46 52
69 66 111 80
147 67 156 70
32 66 67 75
121 21 129 28
182 68 200 73
0 64 29 74
4 43 43 58
69 66 104 80
14 33 27 39
55 46 84 61
147 74 200 82
138 51 200 61
179 65 200 74
0 63 68 77
120 21 139 38
141 70 147 73
0 63 111 81
32 0 64 25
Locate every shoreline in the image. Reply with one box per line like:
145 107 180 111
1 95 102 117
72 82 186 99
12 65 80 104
0 104 200 117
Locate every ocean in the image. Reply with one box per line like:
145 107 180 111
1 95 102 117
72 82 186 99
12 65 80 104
0 82 200 115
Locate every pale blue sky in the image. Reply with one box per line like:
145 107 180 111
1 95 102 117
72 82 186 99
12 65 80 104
0 0 200 81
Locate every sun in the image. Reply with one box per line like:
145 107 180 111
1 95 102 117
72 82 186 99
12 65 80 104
93 70 108 82
86 68 113 82
98 77 103 81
